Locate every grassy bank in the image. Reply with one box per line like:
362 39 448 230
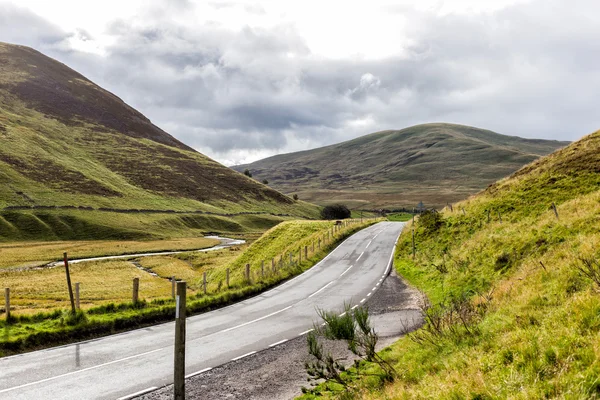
300 131 600 399
0 218 380 356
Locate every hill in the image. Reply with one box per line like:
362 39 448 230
0 42 318 240
301 129 600 398
234 123 568 209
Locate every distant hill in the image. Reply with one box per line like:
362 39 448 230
234 123 569 209
0 42 318 240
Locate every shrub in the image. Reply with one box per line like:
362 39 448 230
320 204 351 220
418 210 443 234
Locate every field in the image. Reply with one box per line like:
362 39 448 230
0 218 379 355
300 130 600 399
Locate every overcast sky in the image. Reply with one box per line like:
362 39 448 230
1 0 598 165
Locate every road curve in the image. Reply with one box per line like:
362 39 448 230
0 222 405 400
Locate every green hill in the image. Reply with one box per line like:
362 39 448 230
303 129 600 398
234 123 568 209
0 42 318 240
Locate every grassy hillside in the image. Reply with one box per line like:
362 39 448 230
0 42 319 239
234 123 568 209
301 130 600 398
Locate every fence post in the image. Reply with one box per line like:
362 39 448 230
172 276 176 299
261 260 265 278
75 283 80 310
4 288 9 320
245 263 250 282
412 226 416 259
318 238 321 249
63 252 76 314
203 272 207 295
305 246 308 260
487 209 491 223
132 277 139 304
174 281 187 400
498 211 502 223
226 268 230 288
552 202 559 219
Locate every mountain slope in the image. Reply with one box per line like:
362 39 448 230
0 42 318 239
234 123 568 209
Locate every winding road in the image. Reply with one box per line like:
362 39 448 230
0 221 405 400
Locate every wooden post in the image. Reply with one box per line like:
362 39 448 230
462 208 466 216
498 211 502 223
172 276 176 299
203 272 207 295
487 209 491 223
412 227 416 259
75 282 80 310
226 268 230 288
4 288 9 320
318 238 321 249
132 277 139 304
245 263 250 282
174 281 187 400
261 260 265 278
63 252 76 314
552 202 559 219
305 246 308 259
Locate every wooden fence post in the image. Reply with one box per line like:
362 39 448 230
226 268 230 288
63 252 76 314
305 246 308 259
132 277 139 304
75 282 80 310
487 209 491 223
172 276 176 299
4 288 9 320
203 272 207 295
245 263 250 282
174 281 187 400
412 226 416 259
261 260 265 278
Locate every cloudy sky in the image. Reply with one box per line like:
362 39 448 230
1 0 598 165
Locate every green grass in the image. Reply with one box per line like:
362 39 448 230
234 123 568 209
0 218 379 356
386 212 413 222
298 130 600 399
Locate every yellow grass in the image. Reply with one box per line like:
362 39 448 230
0 237 220 270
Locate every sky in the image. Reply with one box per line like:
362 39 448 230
1 0 599 165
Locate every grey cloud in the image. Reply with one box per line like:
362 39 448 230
2 0 600 164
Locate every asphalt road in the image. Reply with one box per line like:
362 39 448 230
0 221 405 400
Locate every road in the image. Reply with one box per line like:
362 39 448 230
0 221 405 400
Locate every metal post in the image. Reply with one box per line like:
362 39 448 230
174 281 187 400
63 252 76 313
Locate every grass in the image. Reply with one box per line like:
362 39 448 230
298 130 600 399
234 123 568 209
0 218 380 356
0 237 220 270
386 212 413 222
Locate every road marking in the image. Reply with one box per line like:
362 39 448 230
269 339 289 347
220 305 292 333
367 292 372 297
232 351 256 361
373 286 377 290
340 265 353 277
339 312 346 317
360 298 366 303
117 386 159 400
298 329 314 336
185 367 212 379
0 348 163 394
309 281 334 298
356 252 364 262
351 305 358 310
365 240 372 249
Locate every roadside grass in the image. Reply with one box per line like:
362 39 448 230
386 212 413 222
0 219 380 356
0 237 220 270
299 131 600 399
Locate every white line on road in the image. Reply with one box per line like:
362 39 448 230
298 329 314 336
367 292 372 297
185 367 213 379
0 348 163 394
351 305 358 310
309 281 334 298
220 305 292 333
356 252 364 262
339 312 346 317
232 351 257 361
365 240 372 249
117 386 159 400
373 286 377 290
340 265 353 277
360 298 366 303
269 339 289 347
